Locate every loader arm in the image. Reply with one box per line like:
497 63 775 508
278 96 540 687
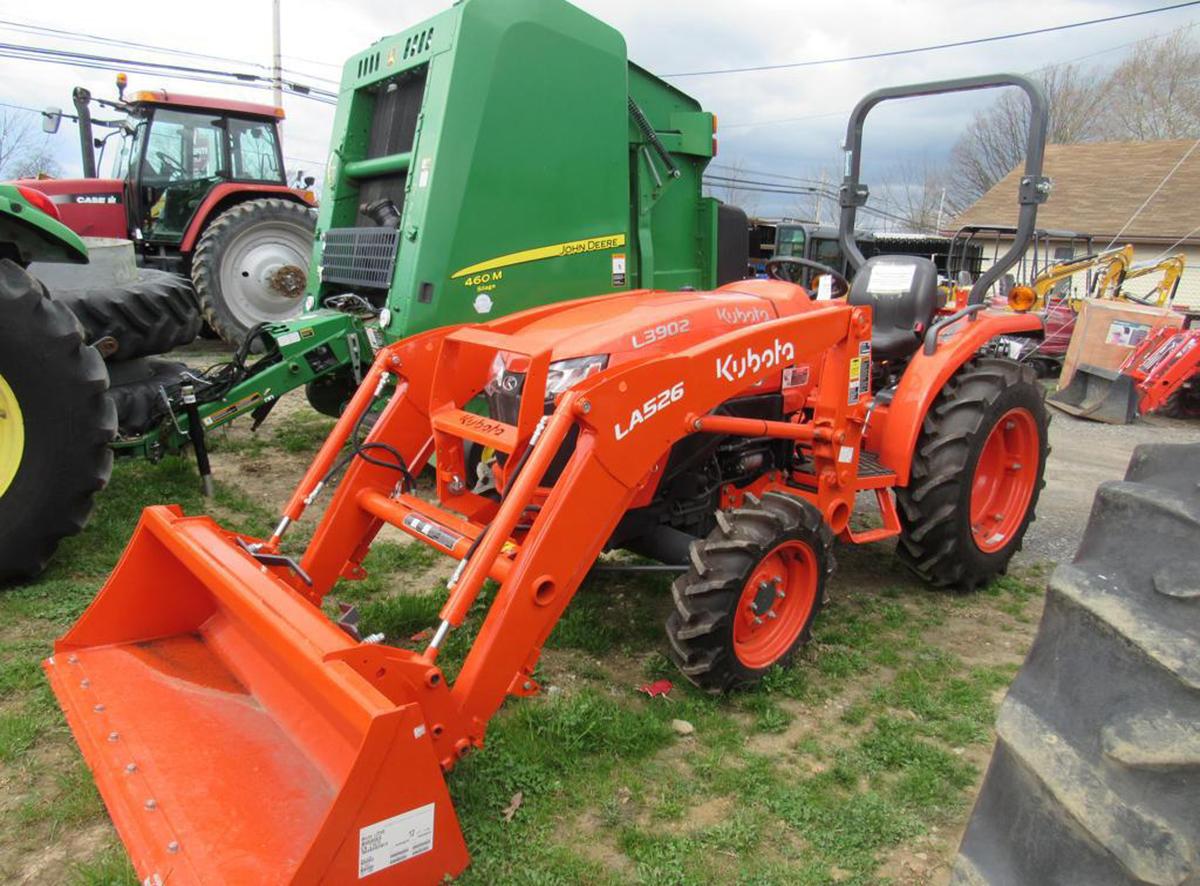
45 295 869 884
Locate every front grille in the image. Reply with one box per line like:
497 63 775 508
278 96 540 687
321 227 399 289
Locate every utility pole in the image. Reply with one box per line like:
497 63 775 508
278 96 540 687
272 0 283 111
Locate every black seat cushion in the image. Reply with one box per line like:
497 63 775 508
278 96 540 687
848 255 940 361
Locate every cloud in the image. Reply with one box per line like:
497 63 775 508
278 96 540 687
2 0 1194 222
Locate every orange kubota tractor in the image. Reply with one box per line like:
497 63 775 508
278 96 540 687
45 75 1052 883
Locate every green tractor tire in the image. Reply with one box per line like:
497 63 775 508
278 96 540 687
0 260 115 584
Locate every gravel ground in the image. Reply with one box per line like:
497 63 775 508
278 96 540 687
1021 409 1199 565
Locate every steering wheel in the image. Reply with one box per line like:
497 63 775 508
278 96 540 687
765 256 851 298
155 151 186 179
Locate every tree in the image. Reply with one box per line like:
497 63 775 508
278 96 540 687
1098 30 1200 141
947 64 1109 206
0 110 62 180
880 159 961 233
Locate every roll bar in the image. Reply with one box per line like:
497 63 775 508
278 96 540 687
838 73 1051 306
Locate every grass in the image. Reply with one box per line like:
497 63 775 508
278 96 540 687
0 437 1051 883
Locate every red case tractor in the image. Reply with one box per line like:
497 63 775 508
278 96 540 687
16 80 317 344
46 74 1053 884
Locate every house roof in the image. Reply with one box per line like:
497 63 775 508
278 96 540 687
950 139 1200 245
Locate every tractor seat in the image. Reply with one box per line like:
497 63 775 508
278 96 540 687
848 255 940 361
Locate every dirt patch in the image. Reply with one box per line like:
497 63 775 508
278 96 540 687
15 821 112 885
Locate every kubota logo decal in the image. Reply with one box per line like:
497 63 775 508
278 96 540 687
614 382 685 440
716 306 770 325
458 414 506 437
715 339 796 383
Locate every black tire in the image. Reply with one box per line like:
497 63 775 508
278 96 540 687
193 198 316 347
952 443 1200 886
666 492 834 692
106 358 187 436
897 356 1049 591
305 368 357 418
52 268 200 361
0 260 115 584
1155 377 1200 419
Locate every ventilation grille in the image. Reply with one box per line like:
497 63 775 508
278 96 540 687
357 53 380 78
321 227 399 289
404 28 434 60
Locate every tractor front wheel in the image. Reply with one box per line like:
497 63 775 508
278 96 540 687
0 260 115 584
897 356 1049 590
192 198 316 347
666 492 834 692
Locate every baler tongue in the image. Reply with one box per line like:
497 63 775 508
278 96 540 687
44 505 468 885
1048 364 1139 424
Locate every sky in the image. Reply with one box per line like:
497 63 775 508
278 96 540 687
2 0 1196 223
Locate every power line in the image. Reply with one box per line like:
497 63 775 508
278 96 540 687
0 18 341 86
0 42 338 105
719 19 1200 131
665 1 1200 77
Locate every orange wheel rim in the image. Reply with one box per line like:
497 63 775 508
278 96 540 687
970 407 1039 553
733 540 818 669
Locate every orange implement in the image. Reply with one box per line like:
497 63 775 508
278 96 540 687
45 506 468 884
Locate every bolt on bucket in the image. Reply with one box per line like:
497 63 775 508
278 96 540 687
1048 364 1139 424
44 505 469 884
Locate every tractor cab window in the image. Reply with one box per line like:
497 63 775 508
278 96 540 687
775 225 806 258
141 109 226 183
228 118 283 183
137 108 227 242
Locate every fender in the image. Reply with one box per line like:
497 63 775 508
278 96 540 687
874 310 1043 485
178 183 317 253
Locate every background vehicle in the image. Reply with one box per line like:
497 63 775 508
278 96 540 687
46 70 1054 884
0 0 752 582
0 185 114 583
16 79 317 344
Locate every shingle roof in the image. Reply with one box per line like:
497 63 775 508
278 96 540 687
951 139 1200 245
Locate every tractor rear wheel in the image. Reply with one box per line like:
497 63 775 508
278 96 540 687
0 260 115 584
666 492 834 692
192 198 316 347
952 442 1200 885
897 357 1049 591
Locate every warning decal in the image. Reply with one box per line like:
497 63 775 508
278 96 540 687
359 802 435 878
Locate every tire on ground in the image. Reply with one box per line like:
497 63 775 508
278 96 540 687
666 492 834 692
952 442 1200 886
107 358 188 436
0 260 115 584
192 198 316 347
52 268 200 361
897 356 1050 591
1155 377 1199 419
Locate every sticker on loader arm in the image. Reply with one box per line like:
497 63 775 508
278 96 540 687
359 802 435 877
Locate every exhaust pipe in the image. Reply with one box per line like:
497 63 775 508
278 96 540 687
72 87 97 179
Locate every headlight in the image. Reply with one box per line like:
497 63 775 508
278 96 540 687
485 353 609 401
545 354 608 398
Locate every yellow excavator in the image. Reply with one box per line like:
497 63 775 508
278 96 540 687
1004 244 1134 313
1114 253 1185 307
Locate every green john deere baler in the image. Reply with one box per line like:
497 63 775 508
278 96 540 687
106 0 745 466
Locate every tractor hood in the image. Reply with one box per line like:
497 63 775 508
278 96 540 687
14 177 128 240
483 279 817 368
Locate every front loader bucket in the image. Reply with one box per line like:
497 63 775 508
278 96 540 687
1048 364 1139 424
44 505 468 885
